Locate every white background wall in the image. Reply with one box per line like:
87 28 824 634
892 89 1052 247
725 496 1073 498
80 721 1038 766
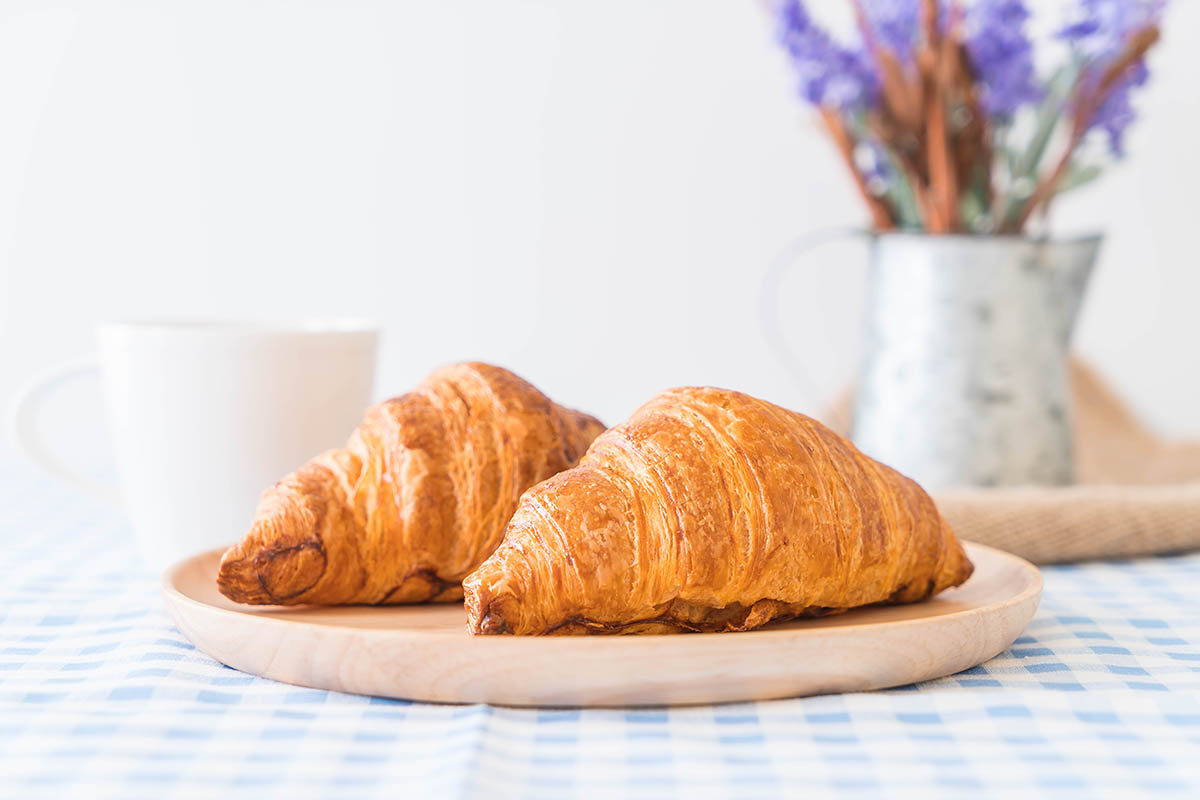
2 0 1198 459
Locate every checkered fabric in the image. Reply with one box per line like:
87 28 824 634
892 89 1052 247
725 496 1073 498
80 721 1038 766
2 453 1199 799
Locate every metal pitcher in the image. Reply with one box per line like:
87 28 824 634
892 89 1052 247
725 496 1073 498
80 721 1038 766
851 233 1100 489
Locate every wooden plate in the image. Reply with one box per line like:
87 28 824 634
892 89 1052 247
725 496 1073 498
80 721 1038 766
162 542 1040 707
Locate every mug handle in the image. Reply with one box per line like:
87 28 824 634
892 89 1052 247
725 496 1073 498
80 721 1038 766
7 359 122 505
759 227 869 430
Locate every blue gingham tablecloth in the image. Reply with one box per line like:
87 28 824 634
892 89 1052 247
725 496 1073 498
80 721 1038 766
2 453 1200 799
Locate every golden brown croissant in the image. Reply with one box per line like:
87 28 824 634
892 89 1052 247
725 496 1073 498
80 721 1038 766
464 386 973 635
217 362 604 606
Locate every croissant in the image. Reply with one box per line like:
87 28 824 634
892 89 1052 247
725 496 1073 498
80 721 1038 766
464 386 973 635
217 362 604 606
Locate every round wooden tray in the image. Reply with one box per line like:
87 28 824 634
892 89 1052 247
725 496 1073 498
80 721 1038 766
162 542 1040 707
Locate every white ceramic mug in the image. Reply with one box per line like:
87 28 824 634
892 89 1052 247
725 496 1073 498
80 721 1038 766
9 321 378 571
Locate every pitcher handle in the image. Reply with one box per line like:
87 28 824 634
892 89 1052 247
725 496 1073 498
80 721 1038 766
759 227 870 426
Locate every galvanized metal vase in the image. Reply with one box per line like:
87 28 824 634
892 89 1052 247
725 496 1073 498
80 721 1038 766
851 234 1100 489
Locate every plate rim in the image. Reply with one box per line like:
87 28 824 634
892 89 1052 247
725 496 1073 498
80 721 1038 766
161 540 1042 644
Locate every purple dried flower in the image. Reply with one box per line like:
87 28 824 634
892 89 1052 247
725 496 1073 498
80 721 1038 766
855 138 894 187
856 1 1039 118
1059 0 1164 57
765 0 1166 233
773 0 876 110
1088 62 1148 155
859 0 920 62
1060 0 1166 154
963 0 1042 118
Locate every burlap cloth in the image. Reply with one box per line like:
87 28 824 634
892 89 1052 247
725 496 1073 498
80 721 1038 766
829 360 1200 564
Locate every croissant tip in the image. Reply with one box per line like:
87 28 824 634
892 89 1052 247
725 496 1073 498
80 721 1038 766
465 592 515 635
469 611 512 636
215 538 328 606
216 550 271 605
959 552 976 584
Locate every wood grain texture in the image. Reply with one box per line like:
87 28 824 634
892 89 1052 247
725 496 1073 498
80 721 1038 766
465 387 973 635
164 542 1040 707
216 362 604 606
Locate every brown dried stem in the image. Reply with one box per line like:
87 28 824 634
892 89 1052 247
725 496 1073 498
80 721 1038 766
851 0 922 133
1010 25 1161 232
925 103 953 232
921 0 960 232
1096 27 1161 97
921 0 941 51
868 114 934 227
813 0 1158 235
819 108 896 231
952 40 992 210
